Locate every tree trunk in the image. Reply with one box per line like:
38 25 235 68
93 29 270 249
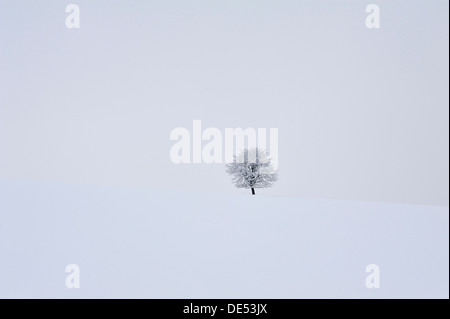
251 188 255 195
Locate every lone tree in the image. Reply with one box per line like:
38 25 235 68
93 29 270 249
225 148 278 195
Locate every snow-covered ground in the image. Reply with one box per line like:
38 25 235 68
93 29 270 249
0 179 448 298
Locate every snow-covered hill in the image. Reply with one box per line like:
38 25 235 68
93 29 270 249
0 179 448 298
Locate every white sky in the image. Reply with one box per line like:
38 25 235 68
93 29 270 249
0 0 448 205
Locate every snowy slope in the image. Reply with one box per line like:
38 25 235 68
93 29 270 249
0 179 448 298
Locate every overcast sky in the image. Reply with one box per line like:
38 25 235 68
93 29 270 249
0 0 448 205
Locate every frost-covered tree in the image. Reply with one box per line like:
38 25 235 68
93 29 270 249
225 148 278 195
